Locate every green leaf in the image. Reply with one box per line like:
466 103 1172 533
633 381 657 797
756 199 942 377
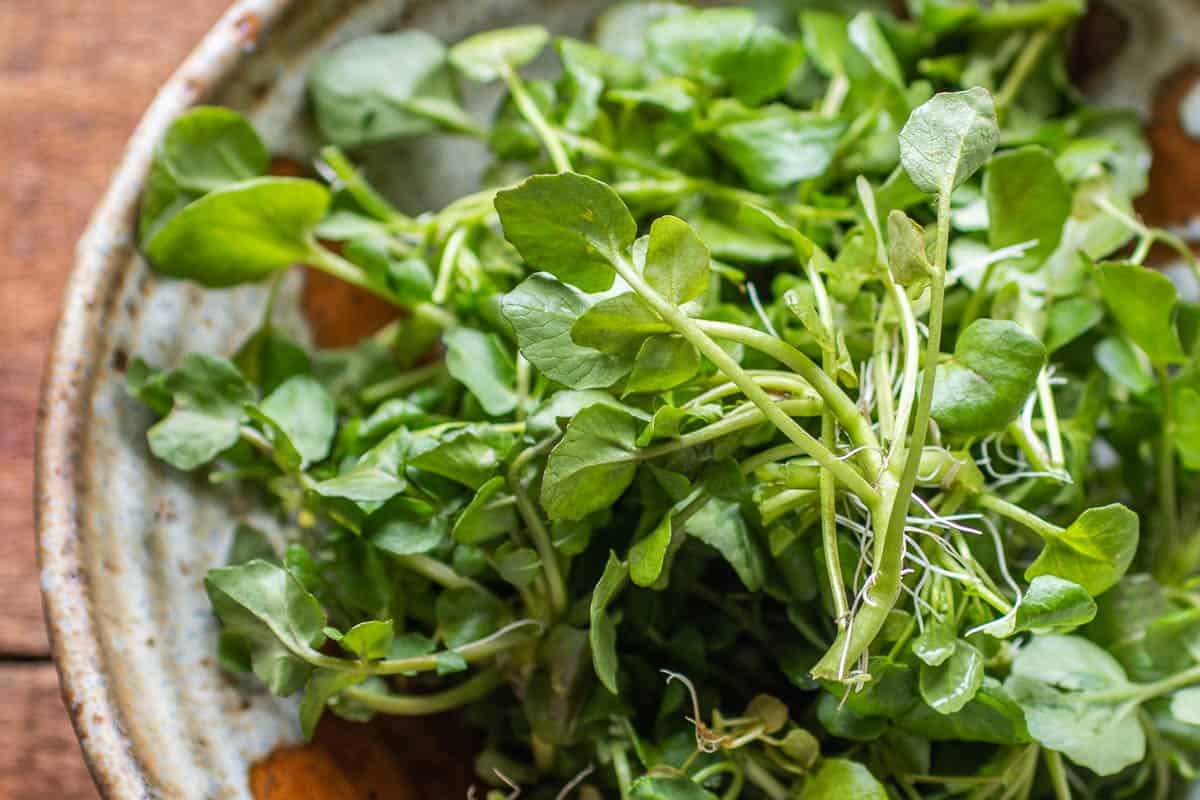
626 335 700 395
436 587 503 648
496 173 635 293
919 641 984 715
589 552 627 694
711 112 845 193
256 376 336 466
146 354 256 470
687 499 765 592
572 293 670 358
541 404 639 521
300 669 365 740
646 8 802 106
494 543 541 588
1171 687 1200 725
309 32 472 148
912 617 957 667
631 776 719 800
930 318 1046 436
1175 387 1200 470
644 215 710 306
1044 297 1104 353
899 88 999 194
1006 634 1145 776
1026 504 1139 597
629 513 675 588
148 409 243 471
140 106 268 241
900 678 1030 745
452 476 517 545
798 758 888 800
886 210 931 285
525 390 646 439
847 12 904 88
234 327 311 395
693 215 792 263
365 496 447 555
1094 336 1154 395
1095 262 1188 367
985 146 1072 269
449 25 549 82
228 524 276 565
408 426 515 490
443 327 518 417
338 619 394 661
205 559 327 695
146 177 329 287
980 576 1097 637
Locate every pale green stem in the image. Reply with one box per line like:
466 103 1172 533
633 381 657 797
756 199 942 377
687 373 817 408
739 444 808 475
821 73 850 117
1006 419 1055 475
1045 750 1071 800
341 667 503 715
873 319 896 442
1037 369 1066 470
319 145 408 225
639 398 823 461
1159 367 1180 547
306 620 539 676
508 437 567 617
360 362 446 405
394 553 484 592
977 493 1063 541
614 259 881 506
307 243 457 329
884 274 921 471
995 27 1055 115
500 63 572 173
432 226 469 305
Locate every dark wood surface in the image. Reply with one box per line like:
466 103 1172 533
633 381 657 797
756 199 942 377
0 2 230 796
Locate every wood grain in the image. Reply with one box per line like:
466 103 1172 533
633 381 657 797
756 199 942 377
0 0 231 795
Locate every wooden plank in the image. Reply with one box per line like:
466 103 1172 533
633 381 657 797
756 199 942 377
0 663 98 799
0 0 228 655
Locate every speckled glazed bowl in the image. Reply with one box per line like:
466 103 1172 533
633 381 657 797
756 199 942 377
35 1 1200 798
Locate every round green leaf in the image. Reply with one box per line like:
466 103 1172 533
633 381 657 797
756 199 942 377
1025 503 1139 597
900 88 999 194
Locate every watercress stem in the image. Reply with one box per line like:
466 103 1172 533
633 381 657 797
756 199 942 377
432 226 469 305
639 398 823 461
341 667 504 715
508 437 567 617
500 63 573 173
318 145 409 225
1045 750 1072 800
1157 367 1180 547
995 27 1055 115
1037 369 1066 471
359 362 446 405
307 242 457 329
977 493 1063 541
307 619 539 676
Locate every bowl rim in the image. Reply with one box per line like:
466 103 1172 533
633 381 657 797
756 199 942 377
34 1 290 795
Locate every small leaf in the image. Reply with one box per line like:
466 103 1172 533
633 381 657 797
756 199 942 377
436 587 503 648
589 552 627 694
541 404 639 521
980 576 1097 638
687 499 765 591
848 12 904 88
886 210 931 285
146 177 329 287
712 112 845 193
912 616 957 666
1171 687 1200 725
1175 387 1200 470
449 25 550 82
644 215 710 306
572 292 670 358
312 431 407 503
444 327 518 416
1026 504 1139 597
148 409 242 471
626 335 700 395
407 426 515 490
452 476 517 545
496 173 636 292
985 146 1072 269
631 776 719 800
300 669 365 740
338 619 394 661
1095 336 1154 395
798 758 888 800
228 524 276 565
365 496 447 555
930 318 1046 436
256 376 337 466
1095 262 1187 367
899 88 999 194
494 543 541 589
629 513 675 588
919 641 984 715
1044 297 1104 353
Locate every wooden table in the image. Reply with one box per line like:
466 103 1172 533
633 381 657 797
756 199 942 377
0 2 230 796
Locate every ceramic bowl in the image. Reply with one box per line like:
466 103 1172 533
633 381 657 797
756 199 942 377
35 1 1200 797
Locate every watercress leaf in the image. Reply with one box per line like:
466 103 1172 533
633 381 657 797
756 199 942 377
256 376 336 466
693 215 792 263
1044 297 1104 353
1171 687 1200 725
636 402 723 447
930 318 1046 436
338 619 394 661
801 10 851 77
625 335 700 395
1175 387 1200 470
541 404 639 521
571 292 670 358
711 111 845 193
913 616 957 666
590 552 627 694
310 32 473 147
1095 262 1188 367
234 327 311 395
299 669 366 740
1026 503 1139 597
205 559 327 695
494 543 541 589
900 678 1030 745
148 409 242 471
140 107 268 241
687 499 765 592
495 172 635 293
365 496 447 555
312 430 407 503
408 426 515 490
817 692 888 741
886 210 931 285
556 38 639 132
1094 336 1154 395
525 389 646 439
449 25 549 82
899 88 999 195
435 586 503 648
985 146 1072 269
919 641 984 715
500 274 631 389
146 177 329 287
228 524 277 566
629 513 675 588
798 758 888 800
980 576 1097 638
443 327 518 417
645 215 710 306
630 775 719 800
847 12 904 88
453 476 517 545
1006 634 1144 775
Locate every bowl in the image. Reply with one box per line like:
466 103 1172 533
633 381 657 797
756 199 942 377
34 1 1200 797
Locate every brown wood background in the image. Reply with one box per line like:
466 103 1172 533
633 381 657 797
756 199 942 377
0 2 230 796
